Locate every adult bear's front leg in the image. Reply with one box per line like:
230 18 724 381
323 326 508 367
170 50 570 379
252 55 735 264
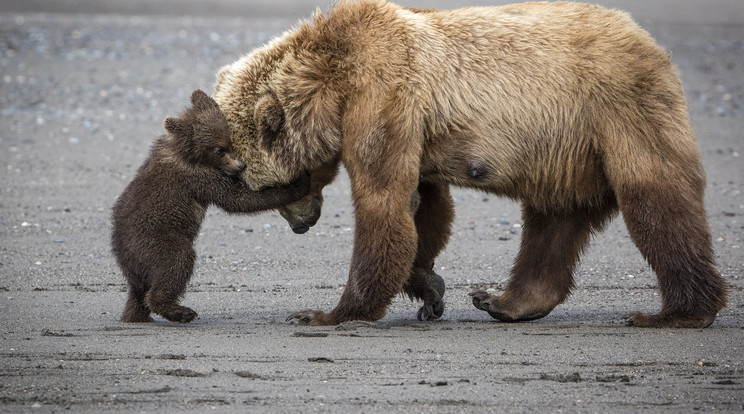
288 188 418 325
403 181 454 321
285 87 423 325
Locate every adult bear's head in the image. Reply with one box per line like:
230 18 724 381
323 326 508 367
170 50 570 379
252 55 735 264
213 27 345 233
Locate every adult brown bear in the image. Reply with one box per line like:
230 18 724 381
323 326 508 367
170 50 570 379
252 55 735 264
213 0 728 327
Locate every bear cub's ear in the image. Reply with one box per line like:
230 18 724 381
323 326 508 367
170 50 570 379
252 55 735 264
254 93 286 151
190 89 220 112
164 117 193 139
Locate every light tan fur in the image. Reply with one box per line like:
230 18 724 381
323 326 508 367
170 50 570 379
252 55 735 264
214 1 727 327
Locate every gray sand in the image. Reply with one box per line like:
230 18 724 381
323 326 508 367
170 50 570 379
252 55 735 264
0 1 742 412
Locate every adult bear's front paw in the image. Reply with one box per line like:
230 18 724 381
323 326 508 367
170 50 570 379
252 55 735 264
417 300 444 321
417 270 445 321
286 309 336 325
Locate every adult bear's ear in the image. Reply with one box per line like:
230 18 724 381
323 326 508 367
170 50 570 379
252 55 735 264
254 93 286 151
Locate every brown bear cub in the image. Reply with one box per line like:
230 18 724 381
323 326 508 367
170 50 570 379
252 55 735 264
112 90 309 323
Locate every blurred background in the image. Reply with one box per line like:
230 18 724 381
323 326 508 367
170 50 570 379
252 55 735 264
1 0 743 23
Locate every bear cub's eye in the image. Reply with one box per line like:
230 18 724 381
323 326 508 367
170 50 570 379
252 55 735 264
214 147 227 157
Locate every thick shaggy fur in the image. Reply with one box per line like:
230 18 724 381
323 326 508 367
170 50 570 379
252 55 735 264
213 1 728 327
112 90 308 323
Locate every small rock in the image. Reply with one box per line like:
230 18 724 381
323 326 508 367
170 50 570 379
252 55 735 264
235 371 262 379
292 332 328 338
308 357 334 363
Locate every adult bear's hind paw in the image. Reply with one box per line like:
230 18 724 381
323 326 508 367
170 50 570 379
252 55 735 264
625 311 718 328
469 290 494 311
469 290 552 322
286 309 334 325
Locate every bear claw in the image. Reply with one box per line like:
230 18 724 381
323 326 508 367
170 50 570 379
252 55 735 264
469 290 551 322
469 290 509 320
469 290 492 309
413 269 446 321
286 309 325 324
417 300 445 321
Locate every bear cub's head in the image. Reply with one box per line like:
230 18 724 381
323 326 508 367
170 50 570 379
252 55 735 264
164 89 246 176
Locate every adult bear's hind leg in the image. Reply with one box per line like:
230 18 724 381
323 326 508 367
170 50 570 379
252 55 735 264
471 203 615 322
617 182 728 328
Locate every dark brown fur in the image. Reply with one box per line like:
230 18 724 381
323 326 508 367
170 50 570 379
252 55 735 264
111 90 308 323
